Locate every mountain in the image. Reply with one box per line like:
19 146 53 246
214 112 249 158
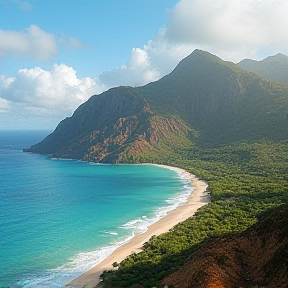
139 50 288 143
25 87 153 162
238 53 288 84
162 204 288 288
24 50 288 287
24 50 288 162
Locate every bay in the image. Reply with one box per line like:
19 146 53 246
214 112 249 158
0 130 193 288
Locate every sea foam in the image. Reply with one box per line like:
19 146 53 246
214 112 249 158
20 233 135 288
19 167 193 288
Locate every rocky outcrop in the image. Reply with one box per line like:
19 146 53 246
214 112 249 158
162 205 288 288
24 86 153 162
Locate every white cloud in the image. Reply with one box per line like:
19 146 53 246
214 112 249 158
5 0 33 11
164 0 288 60
99 48 161 87
0 97 10 113
0 25 87 61
14 0 33 10
0 64 101 117
100 0 288 89
2 0 288 129
0 25 57 61
58 36 85 49
98 32 195 88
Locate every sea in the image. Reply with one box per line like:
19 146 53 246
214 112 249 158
0 130 194 288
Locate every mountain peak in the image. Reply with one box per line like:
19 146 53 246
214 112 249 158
166 49 231 80
263 52 288 63
238 52 288 64
179 49 223 65
238 52 288 84
25 50 288 162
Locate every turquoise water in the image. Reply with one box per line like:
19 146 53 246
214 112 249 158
0 131 193 288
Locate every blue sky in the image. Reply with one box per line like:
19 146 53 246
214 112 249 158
1 0 288 130
1 0 179 78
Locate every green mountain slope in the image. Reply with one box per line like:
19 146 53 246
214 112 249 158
238 53 288 84
139 50 288 144
101 140 288 287
25 49 288 161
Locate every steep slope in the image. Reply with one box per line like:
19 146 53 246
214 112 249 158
25 86 192 162
25 50 288 161
25 87 153 162
138 50 288 144
238 53 288 84
162 205 288 288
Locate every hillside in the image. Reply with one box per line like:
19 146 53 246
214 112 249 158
101 140 288 287
162 204 288 288
238 53 288 84
25 49 288 161
25 87 154 162
139 50 288 144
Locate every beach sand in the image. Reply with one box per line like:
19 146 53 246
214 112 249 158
66 165 210 288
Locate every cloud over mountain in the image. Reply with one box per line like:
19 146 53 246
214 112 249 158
100 0 288 88
164 0 288 59
99 48 161 87
0 64 100 116
2 0 288 129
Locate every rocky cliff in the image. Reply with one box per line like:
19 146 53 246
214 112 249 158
162 205 288 288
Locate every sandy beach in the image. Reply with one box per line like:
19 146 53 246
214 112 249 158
66 165 210 288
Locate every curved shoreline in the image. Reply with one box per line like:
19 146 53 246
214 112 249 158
66 165 210 288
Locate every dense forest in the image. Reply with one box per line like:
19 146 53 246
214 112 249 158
101 142 288 287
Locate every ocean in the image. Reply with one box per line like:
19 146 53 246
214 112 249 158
0 130 193 288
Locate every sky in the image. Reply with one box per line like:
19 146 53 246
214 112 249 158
1 0 288 130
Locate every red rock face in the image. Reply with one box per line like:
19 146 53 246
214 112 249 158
162 206 288 288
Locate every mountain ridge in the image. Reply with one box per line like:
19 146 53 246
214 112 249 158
238 53 288 84
25 49 288 162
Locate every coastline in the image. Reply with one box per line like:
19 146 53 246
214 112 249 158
66 164 210 288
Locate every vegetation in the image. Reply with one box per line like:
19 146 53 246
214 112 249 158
162 203 288 288
25 50 288 160
101 141 288 287
238 52 288 84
